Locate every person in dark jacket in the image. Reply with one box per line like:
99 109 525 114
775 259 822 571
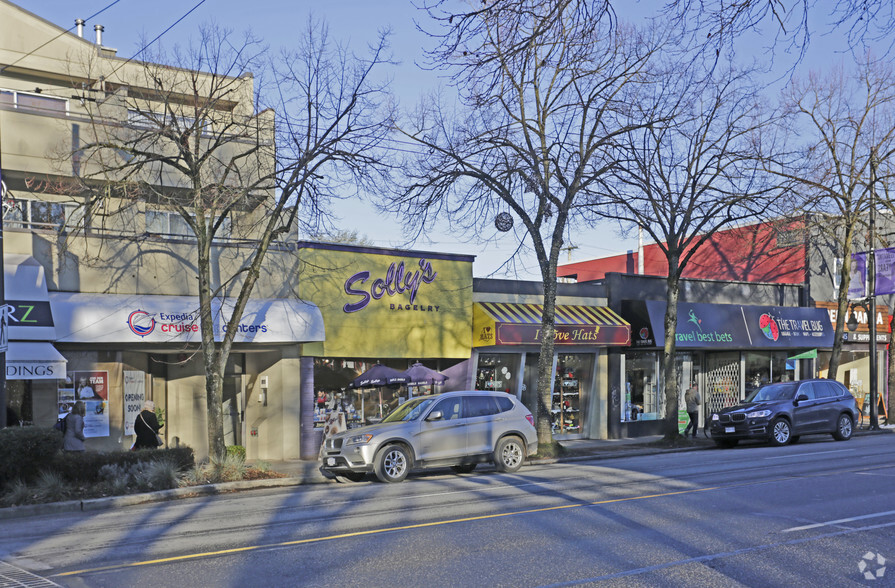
133 400 163 449
62 401 86 452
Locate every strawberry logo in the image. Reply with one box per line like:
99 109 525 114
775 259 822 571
759 313 779 341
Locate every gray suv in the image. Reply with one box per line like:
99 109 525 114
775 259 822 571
319 390 539 483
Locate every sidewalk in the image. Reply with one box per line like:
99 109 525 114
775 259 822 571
1 427 891 520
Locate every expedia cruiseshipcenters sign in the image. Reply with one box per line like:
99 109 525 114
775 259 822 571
49 293 324 344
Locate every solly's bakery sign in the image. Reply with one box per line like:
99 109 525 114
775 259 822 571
343 259 439 313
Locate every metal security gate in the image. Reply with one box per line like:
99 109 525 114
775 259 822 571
705 352 741 418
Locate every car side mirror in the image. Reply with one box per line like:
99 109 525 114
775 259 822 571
795 394 809 404
426 410 443 421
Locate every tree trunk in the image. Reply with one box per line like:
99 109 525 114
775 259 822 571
196 235 226 459
828 226 856 380
661 265 682 440
536 267 558 447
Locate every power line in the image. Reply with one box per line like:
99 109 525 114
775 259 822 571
0 0 124 75
107 0 208 78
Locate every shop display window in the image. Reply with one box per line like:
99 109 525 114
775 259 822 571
475 354 520 394
6 380 32 426
623 352 659 422
552 354 593 435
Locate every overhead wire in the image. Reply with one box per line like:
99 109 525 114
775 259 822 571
0 0 124 75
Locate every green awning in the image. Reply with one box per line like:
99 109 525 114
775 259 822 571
787 349 817 360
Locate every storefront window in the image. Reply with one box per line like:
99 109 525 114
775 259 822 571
745 352 794 398
475 354 520 395
6 380 32 426
553 354 593 435
624 352 659 422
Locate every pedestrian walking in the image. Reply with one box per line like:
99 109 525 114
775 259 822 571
133 400 163 449
62 401 86 452
683 383 701 438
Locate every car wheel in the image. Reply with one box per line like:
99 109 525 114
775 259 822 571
789 436 800 445
494 436 525 473
451 464 477 474
374 445 410 483
714 439 738 448
334 472 366 483
769 418 792 446
833 414 854 441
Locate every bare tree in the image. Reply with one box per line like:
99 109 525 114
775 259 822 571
767 57 895 382
390 1 666 450
595 65 776 440
664 0 895 57
74 22 393 458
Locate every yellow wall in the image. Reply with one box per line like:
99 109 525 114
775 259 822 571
298 245 473 358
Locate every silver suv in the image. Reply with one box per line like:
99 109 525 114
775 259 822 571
319 390 539 483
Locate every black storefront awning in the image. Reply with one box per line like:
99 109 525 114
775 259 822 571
623 300 834 350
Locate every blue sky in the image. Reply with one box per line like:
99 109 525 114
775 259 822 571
23 1 874 279
21 0 644 279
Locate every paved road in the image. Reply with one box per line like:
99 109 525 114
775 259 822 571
2 434 894 587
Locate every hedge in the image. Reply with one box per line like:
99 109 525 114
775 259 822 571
0 426 195 488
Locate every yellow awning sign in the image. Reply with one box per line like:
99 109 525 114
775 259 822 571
473 302 630 347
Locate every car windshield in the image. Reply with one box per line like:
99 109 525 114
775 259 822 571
381 397 437 423
746 382 798 402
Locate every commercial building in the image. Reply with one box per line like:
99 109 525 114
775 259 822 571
1 0 322 460
558 218 891 434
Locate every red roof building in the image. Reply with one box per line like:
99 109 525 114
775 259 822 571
558 220 808 284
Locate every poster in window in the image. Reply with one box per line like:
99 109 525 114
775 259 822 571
123 371 145 436
60 370 110 438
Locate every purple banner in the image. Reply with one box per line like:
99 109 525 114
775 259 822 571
850 253 867 299
850 247 895 298
875 247 895 295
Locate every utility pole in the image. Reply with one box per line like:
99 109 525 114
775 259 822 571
869 150 880 430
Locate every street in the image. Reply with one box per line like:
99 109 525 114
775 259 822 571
2 434 894 587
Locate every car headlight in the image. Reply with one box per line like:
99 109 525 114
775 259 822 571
746 410 771 418
345 433 373 446
711 413 719 421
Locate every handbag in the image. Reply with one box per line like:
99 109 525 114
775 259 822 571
139 412 164 447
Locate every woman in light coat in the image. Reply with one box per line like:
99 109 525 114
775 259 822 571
62 401 86 452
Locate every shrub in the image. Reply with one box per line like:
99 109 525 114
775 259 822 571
0 427 62 488
132 459 179 491
226 445 246 461
208 453 246 484
0 479 32 508
32 470 67 503
51 446 195 484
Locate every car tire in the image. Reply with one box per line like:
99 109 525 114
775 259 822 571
334 472 366 483
494 436 526 473
769 418 792 446
833 413 854 441
374 444 411 483
714 439 738 448
451 464 477 474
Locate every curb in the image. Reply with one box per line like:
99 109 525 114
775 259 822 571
1 428 889 521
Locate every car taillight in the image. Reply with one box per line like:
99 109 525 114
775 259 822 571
525 414 534 426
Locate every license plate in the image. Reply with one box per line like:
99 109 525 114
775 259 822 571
725 427 735 433
327 457 336 466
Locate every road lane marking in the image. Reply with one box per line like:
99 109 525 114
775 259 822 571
540 519 895 587
781 509 895 533
53 460 895 578
763 449 855 460
53 485 720 577
0 562 62 587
